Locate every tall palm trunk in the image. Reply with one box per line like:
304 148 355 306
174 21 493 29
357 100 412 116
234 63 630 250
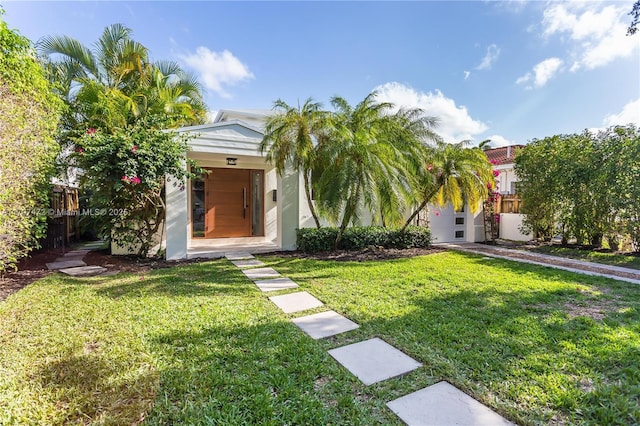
334 183 361 249
303 173 321 228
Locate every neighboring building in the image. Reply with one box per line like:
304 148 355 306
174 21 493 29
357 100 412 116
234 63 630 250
485 145 531 242
426 145 532 243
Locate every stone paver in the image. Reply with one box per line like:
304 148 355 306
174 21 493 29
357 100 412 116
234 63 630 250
254 277 300 292
328 338 421 385
242 267 281 280
268 291 324 314
55 256 85 262
231 259 266 269
46 259 87 270
65 249 91 256
59 265 107 277
225 252 255 260
386 381 513 426
292 310 359 339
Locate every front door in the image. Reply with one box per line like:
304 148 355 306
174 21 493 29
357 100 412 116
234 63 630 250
203 168 264 238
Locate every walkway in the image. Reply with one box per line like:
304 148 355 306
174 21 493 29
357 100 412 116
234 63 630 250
439 243 640 285
46 241 107 277
227 252 513 425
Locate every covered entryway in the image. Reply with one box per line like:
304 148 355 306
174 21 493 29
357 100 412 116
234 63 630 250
192 167 264 239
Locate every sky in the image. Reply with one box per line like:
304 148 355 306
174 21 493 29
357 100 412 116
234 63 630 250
3 0 640 146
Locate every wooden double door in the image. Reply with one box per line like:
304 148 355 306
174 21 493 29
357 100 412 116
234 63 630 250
193 168 264 238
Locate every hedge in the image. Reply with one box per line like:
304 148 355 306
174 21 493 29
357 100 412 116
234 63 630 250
296 226 431 252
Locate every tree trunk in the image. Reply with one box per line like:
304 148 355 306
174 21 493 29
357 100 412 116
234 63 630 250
303 173 321 228
334 185 360 250
402 186 441 232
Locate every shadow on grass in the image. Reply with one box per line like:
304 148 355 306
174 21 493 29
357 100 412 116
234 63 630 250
37 349 158 425
144 319 387 425
88 261 257 299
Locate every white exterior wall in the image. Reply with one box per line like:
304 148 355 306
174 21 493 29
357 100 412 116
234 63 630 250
499 213 532 241
426 203 483 243
494 164 518 194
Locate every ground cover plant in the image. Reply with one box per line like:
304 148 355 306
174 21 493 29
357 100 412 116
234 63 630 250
1 251 638 425
525 245 640 271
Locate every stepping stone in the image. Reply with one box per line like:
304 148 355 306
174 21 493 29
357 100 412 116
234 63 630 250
242 267 280 280
65 249 90 256
225 252 255 260
231 259 265 269
254 277 299 292
58 265 107 277
328 338 422 385
386 381 513 426
55 256 85 262
292 310 359 339
46 259 87 270
269 291 324 313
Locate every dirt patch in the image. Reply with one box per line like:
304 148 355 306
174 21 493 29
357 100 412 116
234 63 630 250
266 247 445 262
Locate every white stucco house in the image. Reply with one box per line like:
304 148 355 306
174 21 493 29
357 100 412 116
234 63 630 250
162 110 532 259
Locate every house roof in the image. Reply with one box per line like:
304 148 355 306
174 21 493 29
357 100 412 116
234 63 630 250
484 145 526 165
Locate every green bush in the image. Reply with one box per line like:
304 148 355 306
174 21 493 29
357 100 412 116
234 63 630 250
296 226 431 252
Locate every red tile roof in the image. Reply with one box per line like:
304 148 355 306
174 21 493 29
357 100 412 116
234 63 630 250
484 145 526 165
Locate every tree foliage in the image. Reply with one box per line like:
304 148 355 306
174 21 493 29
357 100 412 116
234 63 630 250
0 13 62 273
73 119 199 257
314 93 438 248
628 0 640 35
514 126 640 250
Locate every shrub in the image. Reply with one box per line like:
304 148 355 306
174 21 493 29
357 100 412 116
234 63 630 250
296 226 431 253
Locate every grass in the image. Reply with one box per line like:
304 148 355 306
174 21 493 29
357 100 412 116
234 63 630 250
1 252 639 425
524 245 640 271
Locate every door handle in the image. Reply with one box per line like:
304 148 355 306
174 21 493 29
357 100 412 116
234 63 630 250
243 187 247 218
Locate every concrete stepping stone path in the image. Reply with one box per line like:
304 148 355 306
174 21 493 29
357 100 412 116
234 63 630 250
292 310 359 339
231 259 266 269
328 338 422 386
58 265 108 277
387 381 513 426
268 291 324 314
242 267 281 280
254 277 299 292
224 252 255 261
46 259 87 270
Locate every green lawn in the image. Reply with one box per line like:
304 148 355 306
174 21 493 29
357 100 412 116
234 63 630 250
1 252 639 425
525 245 640 271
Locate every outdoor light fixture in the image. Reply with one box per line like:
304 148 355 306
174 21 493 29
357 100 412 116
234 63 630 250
226 157 237 166
272 189 277 202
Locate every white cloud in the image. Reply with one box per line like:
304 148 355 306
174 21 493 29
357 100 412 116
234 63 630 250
374 82 488 143
179 47 254 99
464 70 471 80
541 3 640 71
484 134 516 148
476 44 500 70
603 98 640 126
516 57 563 89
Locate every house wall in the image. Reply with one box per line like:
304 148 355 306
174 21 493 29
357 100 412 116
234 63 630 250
427 204 482 244
494 164 518 194
499 213 532 241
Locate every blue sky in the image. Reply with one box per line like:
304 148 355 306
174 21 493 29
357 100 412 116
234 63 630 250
3 1 639 146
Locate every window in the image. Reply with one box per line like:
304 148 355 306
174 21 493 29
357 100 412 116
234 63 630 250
455 230 465 239
191 178 205 237
455 217 464 225
510 181 518 194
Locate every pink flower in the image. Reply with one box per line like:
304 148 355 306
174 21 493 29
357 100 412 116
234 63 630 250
435 212 440 217
131 145 138 153
75 147 84 153
122 176 130 183
493 170 500 177
490 160 499 165
427 164 433 171
86 128 97 135
487 182 493 189
130 176 141 185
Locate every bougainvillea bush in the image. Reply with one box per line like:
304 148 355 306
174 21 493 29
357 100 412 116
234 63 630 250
73 118 199 257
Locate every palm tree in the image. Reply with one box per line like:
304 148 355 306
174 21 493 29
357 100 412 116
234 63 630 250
402 140 494 231
259 98 328 228
316 93 438 248
38 24 205 131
